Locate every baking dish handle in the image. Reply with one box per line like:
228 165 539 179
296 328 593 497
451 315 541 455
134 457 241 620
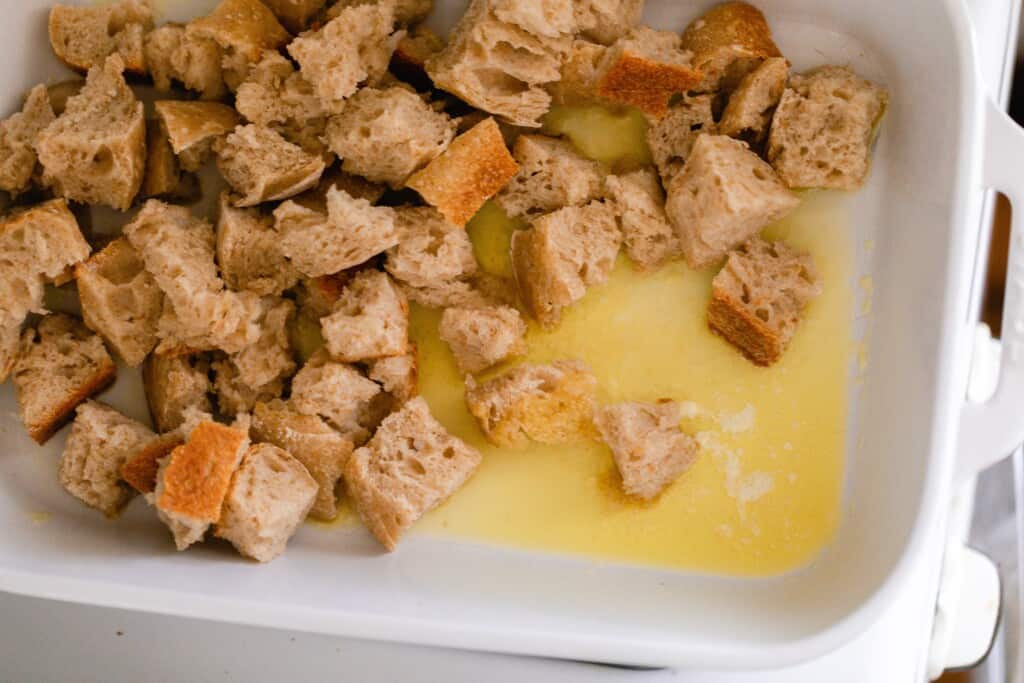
957 97 1024 482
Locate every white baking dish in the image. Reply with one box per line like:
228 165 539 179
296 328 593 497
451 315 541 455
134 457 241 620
2 0 1024 670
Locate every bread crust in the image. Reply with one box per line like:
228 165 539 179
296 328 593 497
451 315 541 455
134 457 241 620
121 433 184 494
155 420 247 523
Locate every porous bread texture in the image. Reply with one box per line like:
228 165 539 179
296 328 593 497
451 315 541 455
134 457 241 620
604 169 680 271
75 237 162 367
495 135 606 219
326 0 432 26
261 0 328 32
439 304 526 374
0 85 55 195
664 135 799 269
464 359 597 447
36 55 146 211
145 23 227 100
343 396 482 550
594 401 699 500
273 187 398 277
12 314 117 445
290 351 384 444
143 352 213 433
216 193 298 296
767 65 888 191
155 101 241 172
719 56 789 145
646 94 717 184
215 442 317 562
707 236 822 365
215 124 326 207
574 0 643 45
325 86 456 188
679 1 782 93
385 206 477 289
365 349 418 404
511 200 621 328
48 1 152 74
320 270 409 362
186 0 291 91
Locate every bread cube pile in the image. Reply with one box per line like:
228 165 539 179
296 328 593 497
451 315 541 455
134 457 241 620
0 0 885 559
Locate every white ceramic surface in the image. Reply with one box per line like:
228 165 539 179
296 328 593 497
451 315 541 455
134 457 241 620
0 0 1021 671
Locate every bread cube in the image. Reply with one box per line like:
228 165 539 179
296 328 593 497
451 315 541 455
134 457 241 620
153 420 248 550
325 87 456 188
292 167 387 212
439 305 526 374
261 0 327 32
290 351 384 444
495 135 606 219
594 401 699 500
425 0 565 127
327 0 432 26
511 200 621 327
214 443 316 562
288 2 397 113
321 270 409 362
143 352 213 433
48 1 151 74
58 401 154 517
36 55 146 210
216 194 298 296
235 51 326 128
252 399 354 520
46 79 84 117
155 101 240 172
574 0 642 45
680 1 782 92
665 135 798 269
0 85 55 195
719 56 788 145
407 117 519 226
646 94 717 183
767 66 887 191
142 118 185 200
274 187 398 277
708 237 822 365
385 207 477 288
464 359 597 447
489 0 575 38
366 348 418 404
145 24 226 101
594 27 702 118
213 357 285 417
75 237 162 367
120 432 183 495
187 0 291 90
604 169 680 271
344 396 482 550
547 39 606 106
401 275 511 310
216 124 326 207
12 314 117 445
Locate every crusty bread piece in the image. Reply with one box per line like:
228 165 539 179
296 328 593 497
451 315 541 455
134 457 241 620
708 237 821 365
407 117 518 226
0 85 55 195
325 86 456 188
326 0 432 26
290 351 384 444
274 187 398 277
646 94 717 184
719 56 788 145
251 399 353 520
439 305 526 374
142 118 184 199
321 270 409 362
48 1 152 74
153 420 248 550
385 207 477 289
216 124 326 207
680 1 782 93
120 431 183 494
58 401 154 517
489 0 576 38
124 200 263 353
511 200 621 328
594 400 698 500
212 356 285 416
604 169 680 271
216 193 298 296
260 0 327 32
155 101 240 172
235 50 326 127
0 199 91 337
464 359 596 447
36 55 146 211
75 237 162 367
143 352 213 433
366 347 418 404
391 25 444 84
47 80 84 117
187 0 291 90
574 0 643 45
215 442 317 562
594 27 702 119
12 314 117 445
547 39 605 106
665 135 798 269
145 23 227 101
344 396 481 551
495 135 606 219
425 0 565 128
288 2 397 113
767 65 888 191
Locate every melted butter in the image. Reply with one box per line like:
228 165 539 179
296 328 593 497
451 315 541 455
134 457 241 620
409 107 853 577
542 105 652 170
